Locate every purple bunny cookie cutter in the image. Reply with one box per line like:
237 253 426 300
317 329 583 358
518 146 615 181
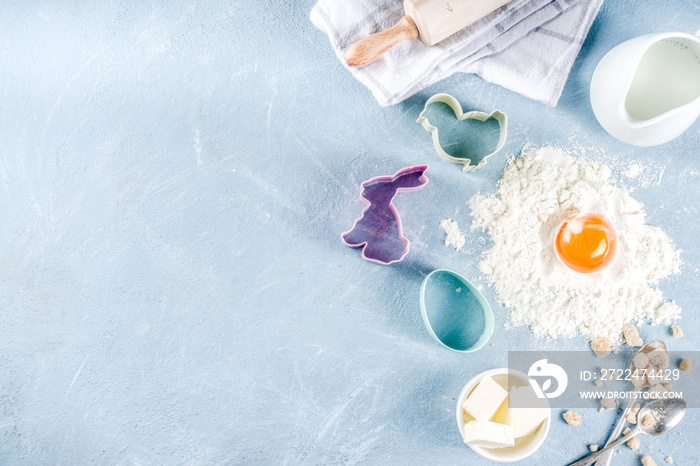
341 165 429 265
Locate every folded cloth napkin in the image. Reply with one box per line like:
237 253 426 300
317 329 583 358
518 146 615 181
310 0 603 107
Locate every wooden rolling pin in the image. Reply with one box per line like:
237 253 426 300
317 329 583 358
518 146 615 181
345 0 514 67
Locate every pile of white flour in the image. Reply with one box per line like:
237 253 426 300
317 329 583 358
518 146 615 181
470 146 681 343
440 219 466 250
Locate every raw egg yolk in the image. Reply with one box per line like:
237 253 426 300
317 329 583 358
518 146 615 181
555 213 617 273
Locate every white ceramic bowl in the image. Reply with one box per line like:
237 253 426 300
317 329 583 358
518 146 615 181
456 368 551 463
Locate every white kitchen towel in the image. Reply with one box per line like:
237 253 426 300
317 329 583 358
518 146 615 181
310 0 603 107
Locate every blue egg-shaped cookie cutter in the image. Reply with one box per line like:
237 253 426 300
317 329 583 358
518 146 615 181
419 269 494 352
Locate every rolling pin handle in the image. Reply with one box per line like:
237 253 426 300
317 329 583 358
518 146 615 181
344 15 419 67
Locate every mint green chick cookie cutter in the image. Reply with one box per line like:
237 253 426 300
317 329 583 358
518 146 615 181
416 93 508 172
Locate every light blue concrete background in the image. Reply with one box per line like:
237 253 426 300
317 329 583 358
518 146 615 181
1 1 699 464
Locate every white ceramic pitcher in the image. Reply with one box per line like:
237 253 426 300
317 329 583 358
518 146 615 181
590 32 700 146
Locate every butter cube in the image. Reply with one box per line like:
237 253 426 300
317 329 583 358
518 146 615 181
462 420 515 448
462 375 509 421
494 385 549 438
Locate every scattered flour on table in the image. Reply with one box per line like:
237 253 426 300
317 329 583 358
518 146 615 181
620 161 665 190
440 219 466 250
624 163 644 179
469 146 681 343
